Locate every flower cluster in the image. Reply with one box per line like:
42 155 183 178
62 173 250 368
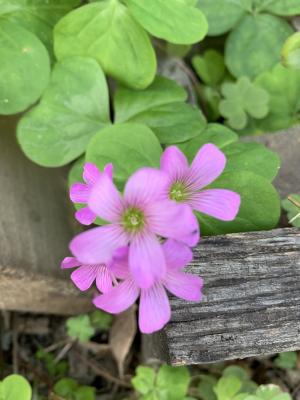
62 144 241 334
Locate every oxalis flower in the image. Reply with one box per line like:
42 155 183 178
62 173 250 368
70 168 199 289
70 162 113 225
161 144 241 221
94 240 203 334
61 257 116 293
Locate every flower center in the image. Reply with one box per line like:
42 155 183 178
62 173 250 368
169 181 188 202
122 208 145 232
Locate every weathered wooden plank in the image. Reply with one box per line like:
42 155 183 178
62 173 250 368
0 116 90 314
145 228 300 365
0 265 93 315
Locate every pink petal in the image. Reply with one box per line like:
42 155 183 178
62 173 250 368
61 257 80 269
104 163 113 179
188 143 226 190
70 224 128 265
191 189 241 221
71 265 98 291
163 239 193 270
70 183 89 204
129 232 166 290
96 265 113 293
124 168 169 208
89 173 124 223
83 162 101 185
75 206 97 225
139 283 171 334
93 278 139 314
147 200 200 246
164 270 203 302
110 247 130 279
160 146 189 181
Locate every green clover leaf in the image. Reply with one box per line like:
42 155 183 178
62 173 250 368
225 14 293 79
0 21 50 115
192 50 225 86
66 315 95 343
17 57 110 167
219 77 269 130
54 0 156 89
114 75 206 144
125 0 208 44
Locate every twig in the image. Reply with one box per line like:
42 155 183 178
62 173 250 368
288 196 300 224
74 349 132 388
43 338 70 353
54 340 75 363
288 196 300 209
12 314 19 374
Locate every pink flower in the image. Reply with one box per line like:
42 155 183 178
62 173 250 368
70 162 113 225
70 168 199 289
61 257 115 293
161 144 241 221
93 240 203 334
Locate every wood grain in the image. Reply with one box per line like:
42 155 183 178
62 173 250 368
145 228 300 365
0 116 90 314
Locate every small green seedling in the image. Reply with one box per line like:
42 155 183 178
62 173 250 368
219 77 269 130
36 348 68 378
244 384 291 400
54 378 95 400
274 352 297 370
66 314 95 342
132 364 191 400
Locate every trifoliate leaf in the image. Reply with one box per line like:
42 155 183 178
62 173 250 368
156 365 191 400
281 32 300 70
0 375 32 400
198 171 281 235
248 384 292 400
131 366 156 395
274 351 298 370
197 0 245 36
219 77 269 130
66 315 95 343
114 76 206 144
225 14 293 79
125 0 208 44
254 64 300 132
86 123 162 189
282 195 300 228
0 0 80 54
0 21 50 115
223 366 257 394
192 50 225 86
54 0 156 89
17 57 110 167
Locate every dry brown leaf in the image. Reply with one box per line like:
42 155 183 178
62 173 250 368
109 305 137 378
